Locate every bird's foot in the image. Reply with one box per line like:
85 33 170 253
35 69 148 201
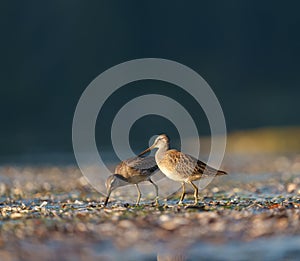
151 197 159 206
192 198 199 205
178 200 184 206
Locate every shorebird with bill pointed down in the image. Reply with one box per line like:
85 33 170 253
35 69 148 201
139 134 227 205
104 156 159 206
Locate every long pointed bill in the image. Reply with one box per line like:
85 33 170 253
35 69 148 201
104 190 111 206
138 145 154 157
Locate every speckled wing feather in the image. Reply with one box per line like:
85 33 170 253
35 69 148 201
163 150 226 180
125 156 157 169
115 156 158 177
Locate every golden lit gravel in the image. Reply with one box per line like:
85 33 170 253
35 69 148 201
0 154 300 259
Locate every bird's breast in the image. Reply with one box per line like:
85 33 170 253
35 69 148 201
158 162 184 182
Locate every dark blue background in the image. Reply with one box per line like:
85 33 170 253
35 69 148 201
1 1 299 157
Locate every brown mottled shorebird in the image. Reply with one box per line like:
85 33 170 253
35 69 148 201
139 134 227 204
104 156 159 206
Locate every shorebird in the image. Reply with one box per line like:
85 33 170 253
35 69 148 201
139 134 227 204
104 156 159 206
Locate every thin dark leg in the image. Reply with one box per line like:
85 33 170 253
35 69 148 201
135 184 141 205
178 182 186 204
189 181 198 205
149 178 159 204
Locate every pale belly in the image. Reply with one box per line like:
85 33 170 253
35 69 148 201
158 163 185 182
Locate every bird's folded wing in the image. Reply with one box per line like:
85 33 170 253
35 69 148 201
165 150 225 177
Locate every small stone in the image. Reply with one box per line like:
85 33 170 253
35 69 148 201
160 220 178 230
159 215 170 222
10 212 22 219
212 187 220 193
118 220 134 229
287 183 297 193
76 222 87 232
39 201 48 208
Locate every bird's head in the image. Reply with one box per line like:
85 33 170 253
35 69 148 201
138 134 169 156
104 174 128 206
